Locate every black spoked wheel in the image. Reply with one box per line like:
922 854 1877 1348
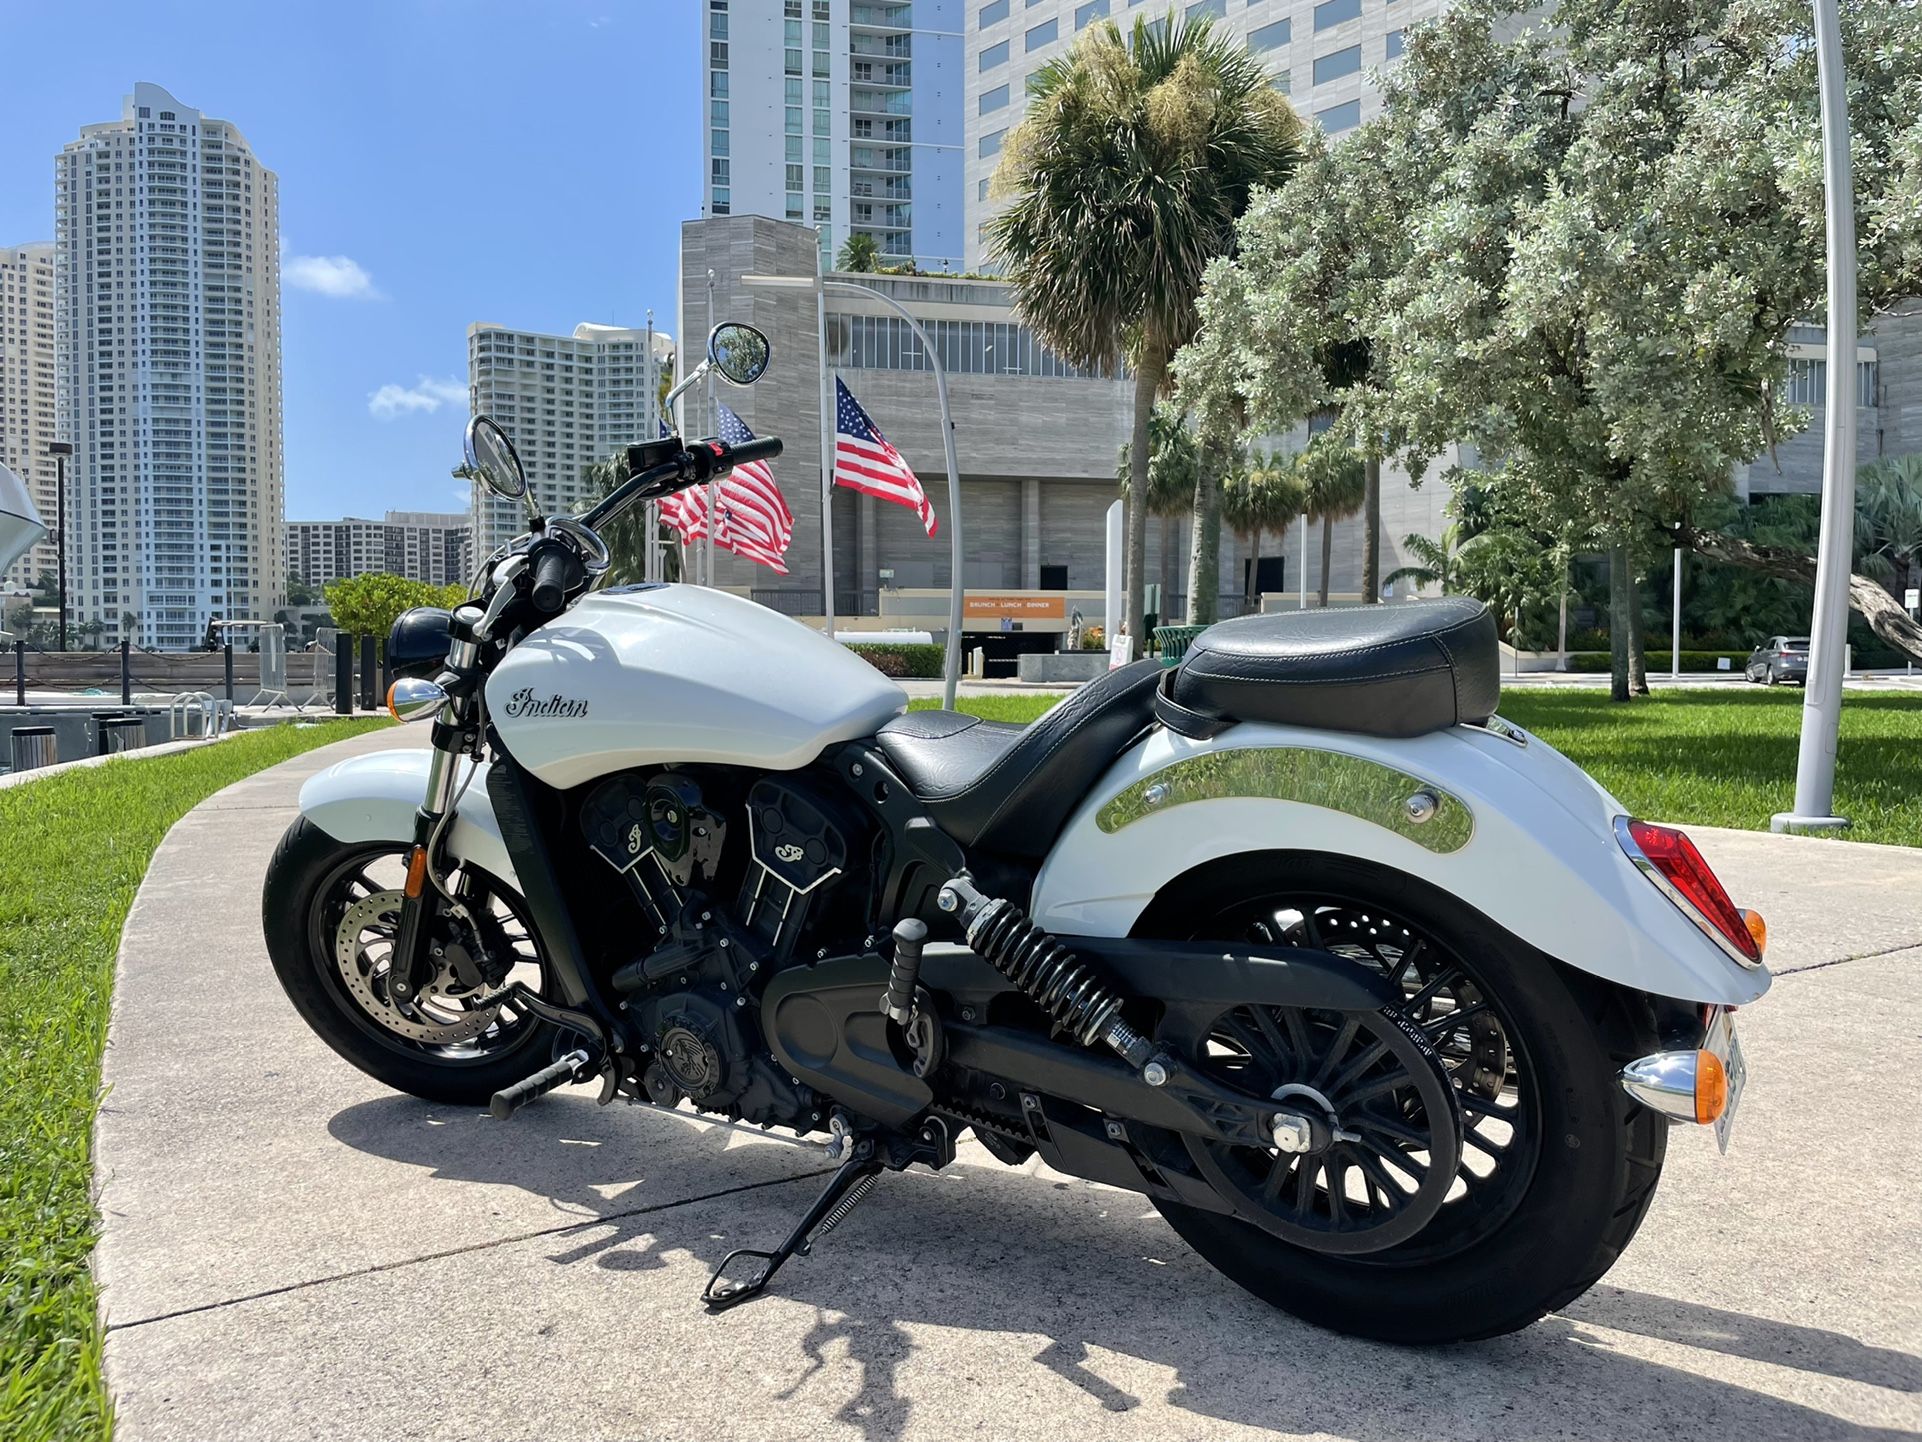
265 817 559 1104
1137 852 1667 1344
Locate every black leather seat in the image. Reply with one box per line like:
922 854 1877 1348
873 659 1162 859
1164 598 1500 739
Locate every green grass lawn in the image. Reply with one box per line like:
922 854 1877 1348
0 719 390 1442
912 688 1922 846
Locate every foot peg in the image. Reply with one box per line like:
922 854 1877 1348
488 1047 596 1120
702 1150 883 1310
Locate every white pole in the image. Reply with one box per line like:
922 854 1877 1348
819 280 965 706
644 310 658 585
1775 0 1856 834
1671 545 1682 680
1103 500 1123 641
704 271 719 588
818 262 836 644
1298 517 1307 610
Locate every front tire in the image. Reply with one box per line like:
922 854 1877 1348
263 817 559 1105
1137 853 1667 1344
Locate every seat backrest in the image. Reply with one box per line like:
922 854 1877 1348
968 658 1163 858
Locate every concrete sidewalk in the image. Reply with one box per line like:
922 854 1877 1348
95 730 1921 1441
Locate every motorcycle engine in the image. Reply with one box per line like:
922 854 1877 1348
579 769 863 1131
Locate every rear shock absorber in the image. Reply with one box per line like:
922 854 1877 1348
936 875 1154 1070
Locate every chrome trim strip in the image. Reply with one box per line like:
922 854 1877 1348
1466 714 1529 747
1612 816 1764 970
1097 747 1473 853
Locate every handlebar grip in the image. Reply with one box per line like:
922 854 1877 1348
489 1049 593 1120
529 543 579 614
725 436 784 468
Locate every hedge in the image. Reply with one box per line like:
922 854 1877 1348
847 642 946 679
1564 650 1749 673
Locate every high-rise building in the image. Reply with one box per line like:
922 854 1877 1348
55 82 284 651
287 510 472 591
700 0 965 272
965 0 1445 268
0 244 56 593
467 321 672 557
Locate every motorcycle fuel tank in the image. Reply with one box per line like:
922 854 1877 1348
485 584 908 789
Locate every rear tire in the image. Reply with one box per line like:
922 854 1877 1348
263 816 559 1106
1138 853 1667 1344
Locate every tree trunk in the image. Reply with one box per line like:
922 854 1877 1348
1245 528 1261 613
1691 527 1922 662
1608 539 1632 702
1125 346 1162 648
1318 513 1334 607
1362 454 1381 604
1159 510 1177 616
1626 564 1649 695
1186 440 1221 625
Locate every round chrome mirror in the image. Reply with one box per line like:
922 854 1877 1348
708 322 771 387
463 415 528 499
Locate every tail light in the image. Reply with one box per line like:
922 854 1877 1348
1614 817 1764 968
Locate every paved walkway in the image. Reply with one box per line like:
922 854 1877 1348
95 730 1921 1441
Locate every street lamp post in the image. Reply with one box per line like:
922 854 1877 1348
1774 0 1857 834
48 442 72 652
742 271 967 710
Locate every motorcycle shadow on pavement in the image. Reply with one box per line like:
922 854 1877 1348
329 1095 1916 1442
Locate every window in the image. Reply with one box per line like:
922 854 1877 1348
711 11 728 37
711 158 731 184
1187 0 1225 18
788 134 804 161
786 106 803 133
710 40 729 65
1272 70 1292 93
815 79 830 106
785 17 801 41
1076 0 1108 25
712 130 729 157
1385 27 1403 58
1316 98 1361 132
979 176 991 199
981 0 1009 22
1314 0 1361 27
980 127 1006 157
980 83 1010 113
1027 17 1057 49
786 76 803 103
711 99 729 125
1313 44 1362 83
981 39 1009 68
711 71 729 97
814 20 829 44
788 164 805 188
815 135 832 162
815 165 831 190
1249 17 1290 49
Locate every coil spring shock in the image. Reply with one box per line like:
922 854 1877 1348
937 876 1154 1068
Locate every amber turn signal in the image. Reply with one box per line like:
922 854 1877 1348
1739 908 1767 958
1693 1048 1729 1125
403 845 430 899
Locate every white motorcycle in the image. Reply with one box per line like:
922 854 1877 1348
264 322 1767 1343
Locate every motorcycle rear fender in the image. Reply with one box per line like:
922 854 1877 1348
1030 718 1771 1008
297 747 520 891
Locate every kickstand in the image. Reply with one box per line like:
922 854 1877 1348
703 1150 884 1311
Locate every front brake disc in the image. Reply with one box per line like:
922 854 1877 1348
334 890 500 1045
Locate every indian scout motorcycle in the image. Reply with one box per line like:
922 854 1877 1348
264 321 1767 1344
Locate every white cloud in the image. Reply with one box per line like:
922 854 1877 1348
283 248 380 300
369 376 467 419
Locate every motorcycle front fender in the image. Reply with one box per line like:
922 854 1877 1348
1029 718 1770 1009
297 747 520 892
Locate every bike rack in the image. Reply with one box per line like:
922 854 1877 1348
168 690 232 740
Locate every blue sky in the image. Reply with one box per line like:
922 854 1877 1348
0 0 700 522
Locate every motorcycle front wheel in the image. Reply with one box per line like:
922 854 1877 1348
262 816 559 1105
1135 852 1668 1344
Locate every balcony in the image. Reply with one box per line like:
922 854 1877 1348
850 3 911 29
851 88 913 116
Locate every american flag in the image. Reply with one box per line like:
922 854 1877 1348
657 406 794 574
833 377 937 537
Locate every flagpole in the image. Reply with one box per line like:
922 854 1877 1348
704 269 718 589
644 309 659 585
817 255 836 644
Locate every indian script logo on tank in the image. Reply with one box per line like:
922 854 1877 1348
503 687 589 720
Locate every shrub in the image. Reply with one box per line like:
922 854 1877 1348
1563 650 1749 673
847 642 946 678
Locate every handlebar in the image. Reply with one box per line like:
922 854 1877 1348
578 433 785 530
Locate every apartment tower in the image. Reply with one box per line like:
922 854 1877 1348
702 0 965 272
467 321 672 558
0 244 57 592
55 82 284 649
965 0 1444 267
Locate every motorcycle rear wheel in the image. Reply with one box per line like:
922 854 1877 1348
263 816 559 1106
1137 853 1668 1344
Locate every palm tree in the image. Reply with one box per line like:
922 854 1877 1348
1384 523 1470 596
1117 402 1201 608
1221 449 1305 612
1297 440 1367 605
837 233 881 274
1857 454 1922 599
987 9 1301 647
584 451 681 587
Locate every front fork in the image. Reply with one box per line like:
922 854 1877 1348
389 622 483 1006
